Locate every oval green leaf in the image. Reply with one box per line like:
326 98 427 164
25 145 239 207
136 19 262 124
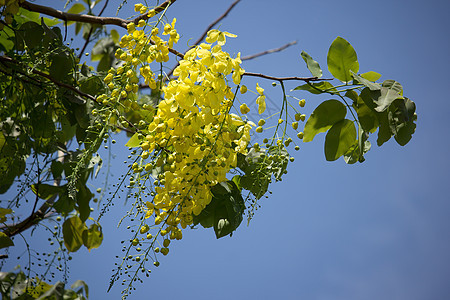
325 119 357 161
63 216 87 252
303 100 347 142
361 71 381 82
82 224 103 251
301 51 322 78
125 132 141 147
0 232 14 249
327 37 359 83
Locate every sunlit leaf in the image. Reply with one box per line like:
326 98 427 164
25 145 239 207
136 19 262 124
301 51 322 78
82 223 103 251
351 71 381 91
327 37 359 83
360 71 381 82
31 183 63 200
63 216 87 252
303 100 347 142
125 132 141 147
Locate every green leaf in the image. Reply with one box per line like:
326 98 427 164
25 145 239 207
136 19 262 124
75 22 83 35
77 185 92 222
16 21 44 51
344 126 371 164
0 131 5 150
0 207 13 222
49 50 74 80
360 71 381 82
125 132 141 147
63 216 87 252
0 232 14 249
110 29 120 44
346 90 379 133
376 111 392 146
71 280 89 299
193 181 245 239
66 3 86 26
31 183 63 200
67 3 86 14
327 37 359 83
232 175 242 191
325 119 357 161
388 98 417 146
303 100 347 142
293 81 337 95
53 194 75 216
82 223 103 251
371 80 403 112
301 51 322 78
96 54 111 72
51 160 64 179
393 121 415 146
79 76 105 96
351 71 381 91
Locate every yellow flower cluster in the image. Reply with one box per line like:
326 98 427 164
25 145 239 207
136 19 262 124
142 30 253 229
98 12 255 244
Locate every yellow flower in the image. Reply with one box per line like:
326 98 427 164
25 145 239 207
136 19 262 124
134 3 143 12
126 22 136 34
256 83 264 95
240 103 250 114
256 95 266 114
205 30 237 45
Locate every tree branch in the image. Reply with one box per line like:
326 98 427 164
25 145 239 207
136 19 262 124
243 72 332 82
0 55 95 102
241 41 298 61
1 196 55 238
20 0 184 59
20 0 177 27
20 1 128 28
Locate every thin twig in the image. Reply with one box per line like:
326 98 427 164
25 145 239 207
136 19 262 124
0 55 96 102
191 0 241 47
77 0 110 59
242 41 298 61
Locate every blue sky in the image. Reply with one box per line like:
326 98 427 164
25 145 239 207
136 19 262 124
4 0 450 299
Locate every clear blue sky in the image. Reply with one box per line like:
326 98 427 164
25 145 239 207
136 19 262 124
4 0 450 299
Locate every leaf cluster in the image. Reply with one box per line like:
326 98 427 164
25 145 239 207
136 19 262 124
295 37 417 163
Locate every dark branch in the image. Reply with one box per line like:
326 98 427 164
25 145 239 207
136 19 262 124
1 199 54 238
242 41 298 61
20 1 128 28
243 72 332 82
20 1 184 59
20 0 177 28
0 55 95 102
